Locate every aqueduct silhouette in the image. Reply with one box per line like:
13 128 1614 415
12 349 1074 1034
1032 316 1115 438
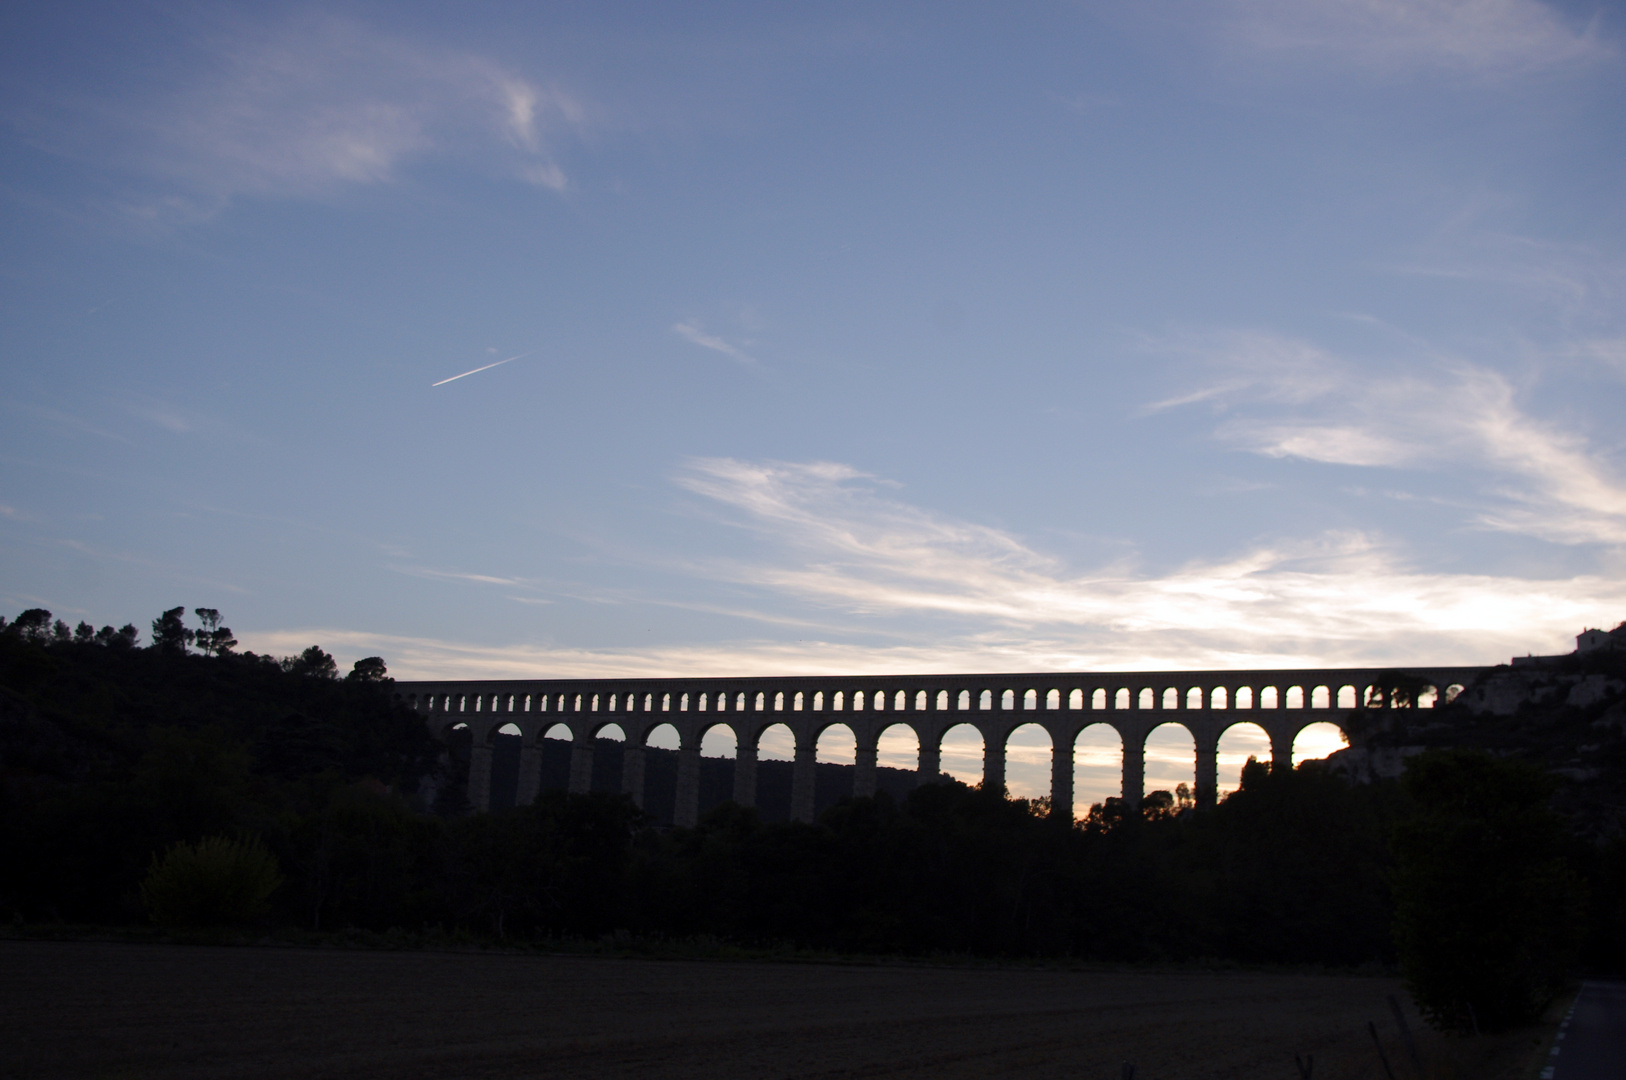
395 666 1486 824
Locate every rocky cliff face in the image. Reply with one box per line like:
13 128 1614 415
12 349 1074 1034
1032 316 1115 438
1322 626 1626 837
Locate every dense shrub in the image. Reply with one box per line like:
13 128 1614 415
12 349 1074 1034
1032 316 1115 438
1391 749 1586 1032
141 835 283 928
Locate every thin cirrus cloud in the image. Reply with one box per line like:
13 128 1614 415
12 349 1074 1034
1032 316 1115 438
1150 330 1626 545
1207 0 1612 76
280 455 1626 680
671 321 756 365
48 14 585 211
665 457 1626 670
1395 234 1626 328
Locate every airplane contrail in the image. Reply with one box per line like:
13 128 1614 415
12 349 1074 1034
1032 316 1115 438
431 353 528 387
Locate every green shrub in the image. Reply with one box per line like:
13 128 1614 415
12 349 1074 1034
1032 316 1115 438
140 835 283 928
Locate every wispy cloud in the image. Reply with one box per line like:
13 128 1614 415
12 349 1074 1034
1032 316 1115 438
55 538 249 594
388 565 528 588
1211 0 1612 76
258 531 1626 680
672 321 756 365
119 396 194 434
1396 234 1626 329
20 405 133 445
239 444 1626 679
1151 330 1626 545
35 13 586 213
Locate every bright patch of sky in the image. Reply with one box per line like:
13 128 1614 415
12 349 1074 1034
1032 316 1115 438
5 1 1626 734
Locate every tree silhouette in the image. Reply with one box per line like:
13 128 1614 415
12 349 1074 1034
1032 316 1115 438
1366 671 1432 709
192 608 237 656
346 656 388 682
150 607 193 655
286 645 338 679
10 609 53 643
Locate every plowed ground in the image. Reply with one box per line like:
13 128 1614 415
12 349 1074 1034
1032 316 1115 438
0 941 1547 1079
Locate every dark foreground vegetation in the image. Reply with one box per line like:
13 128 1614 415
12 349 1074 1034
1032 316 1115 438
3 607 1624 1036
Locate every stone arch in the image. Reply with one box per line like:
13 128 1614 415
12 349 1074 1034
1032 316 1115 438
645 722 681 750
1291 721 1347 765
877 722 920 771
1073 722 1122 819
1143 721 1196 815
481 721 523 811
1285 685 1305 709
812 722 857 816
757 721 796 760
1003 722 1052 800
1216 719 1270 798
937 722 984 785
589 719 625 740
683 720 736 817
742 720 795 822
568 721 617 795
699 721 738 758
442 720 476 809
1260 685 1279 709
815 721 856 764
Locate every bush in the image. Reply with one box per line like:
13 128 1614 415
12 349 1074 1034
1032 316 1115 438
1391 750 1585 1033
140 835 283 928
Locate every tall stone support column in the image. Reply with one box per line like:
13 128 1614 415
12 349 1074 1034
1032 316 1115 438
1268 726 1294 771
917 738 942 786
568 736 594 794
1050 736 1074 820
621 743 646 809
1194 728 1219 810
733 741 758 807
516 737 542 807
468 735 495 814
853 742 878 799
673 744 702 828
790 744 817 823
982 734 1006 793
1121 727 1145 813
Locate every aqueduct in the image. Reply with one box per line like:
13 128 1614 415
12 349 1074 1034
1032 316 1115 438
394 666 1485 825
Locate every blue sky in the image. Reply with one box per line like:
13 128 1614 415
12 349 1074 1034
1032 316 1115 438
5 0 1626 715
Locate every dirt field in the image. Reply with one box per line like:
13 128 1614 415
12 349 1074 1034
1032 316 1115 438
0 940 1551 1080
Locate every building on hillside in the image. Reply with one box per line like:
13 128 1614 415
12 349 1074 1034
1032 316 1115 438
1578 628 1613 652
